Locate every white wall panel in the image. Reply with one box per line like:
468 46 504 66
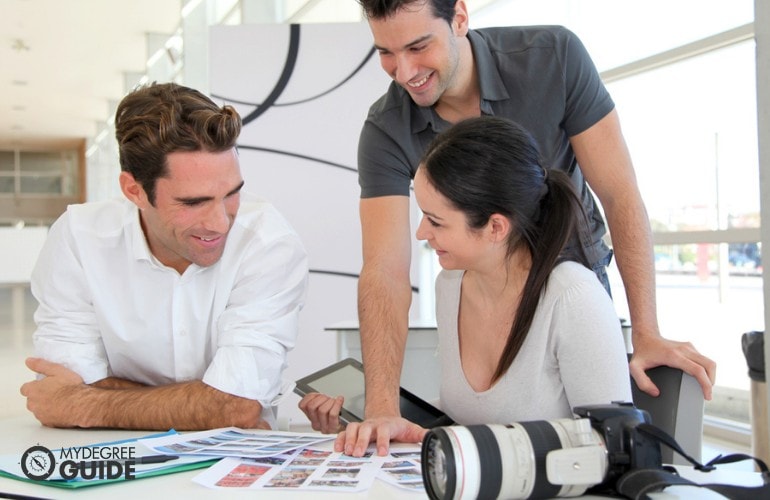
210 22 424 423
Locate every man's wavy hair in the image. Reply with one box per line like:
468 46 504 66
114 82 242 205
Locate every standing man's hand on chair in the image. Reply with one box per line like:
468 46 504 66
630 333 716 400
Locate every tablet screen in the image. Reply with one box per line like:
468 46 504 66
295 358 452 428
301 363 366 421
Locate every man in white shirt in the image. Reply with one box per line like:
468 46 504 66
20 83 308 431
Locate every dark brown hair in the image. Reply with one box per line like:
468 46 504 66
114 82 241 205
421 116 592 383
357 0 456 24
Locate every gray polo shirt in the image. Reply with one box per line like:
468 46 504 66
357 25 614 266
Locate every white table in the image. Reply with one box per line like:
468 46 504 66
0 413 763 499
0 414 420 499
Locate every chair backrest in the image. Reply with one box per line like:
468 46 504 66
629 359 704 465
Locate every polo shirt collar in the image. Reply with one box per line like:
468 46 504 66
467 29 510 104
410 29 510 134
411 93 436 134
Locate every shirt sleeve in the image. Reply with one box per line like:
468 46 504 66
551 274 632 409
558 27 615 137
31 211 111 384
202 224 309 405
357 116 415 199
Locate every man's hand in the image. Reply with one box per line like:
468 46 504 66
20 357 89 427
334 416 428 457
630 334 717 400
299 393 345 434
20 357 270 430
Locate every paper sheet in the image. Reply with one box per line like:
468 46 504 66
191 444 426 493
140 427 334 458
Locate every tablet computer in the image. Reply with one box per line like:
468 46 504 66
294 358 453 428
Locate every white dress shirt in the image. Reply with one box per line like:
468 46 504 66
31 195 308 415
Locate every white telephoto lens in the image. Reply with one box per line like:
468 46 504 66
443 426 482 499
545 419 608 496
492 423 538 499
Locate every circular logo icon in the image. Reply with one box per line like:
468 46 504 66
20 445 56 480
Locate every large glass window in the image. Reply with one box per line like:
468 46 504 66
468 0 762 425
606 41 760 399
472 0 754 71
608 42 758 234
0 151 14 194
0 150 80 197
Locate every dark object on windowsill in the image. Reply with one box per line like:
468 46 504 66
742 331 765 382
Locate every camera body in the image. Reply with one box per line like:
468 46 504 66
421 402 662 500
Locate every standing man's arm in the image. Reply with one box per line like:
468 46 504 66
21 357 270 430
571 109 717 399
359 195 413 418
335 195 427 456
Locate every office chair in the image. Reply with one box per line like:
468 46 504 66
629 356 705 465
742 331 769 468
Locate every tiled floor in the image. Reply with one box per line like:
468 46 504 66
1 284 756 471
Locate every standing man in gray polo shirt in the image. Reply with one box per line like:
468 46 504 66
301 0 716 456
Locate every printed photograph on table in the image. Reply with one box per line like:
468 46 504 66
214 463 272 488
192 445 426 493
140 427 332 459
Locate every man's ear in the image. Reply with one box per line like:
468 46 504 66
488 214 512 243
453 0 470 37
119 171 149 209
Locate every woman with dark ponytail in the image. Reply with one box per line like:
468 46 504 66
300 116 631 439
415 116 631 424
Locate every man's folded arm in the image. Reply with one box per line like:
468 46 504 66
77 379 269 430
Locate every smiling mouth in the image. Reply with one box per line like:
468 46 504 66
195 235 220 242
407 73 431 88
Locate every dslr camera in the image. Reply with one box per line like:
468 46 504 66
421 402 661 499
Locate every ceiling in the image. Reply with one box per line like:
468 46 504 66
1 0 184 149
0 0 495 150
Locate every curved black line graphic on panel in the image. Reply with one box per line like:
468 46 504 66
213 46 378 107
310 269 419 294
238 144 357 174
280 45 376 105
241 24 301 125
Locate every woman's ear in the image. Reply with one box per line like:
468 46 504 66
488 214 512 243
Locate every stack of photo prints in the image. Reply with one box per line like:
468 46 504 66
141 427 425 492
